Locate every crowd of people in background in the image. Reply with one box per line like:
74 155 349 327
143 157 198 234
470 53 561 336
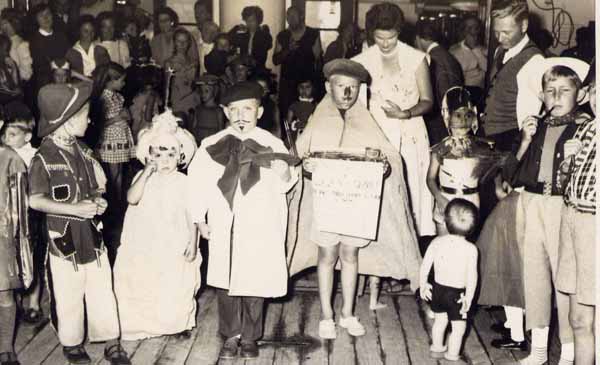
0 0 596 364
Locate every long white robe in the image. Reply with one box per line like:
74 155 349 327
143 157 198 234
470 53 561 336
188 127 298 297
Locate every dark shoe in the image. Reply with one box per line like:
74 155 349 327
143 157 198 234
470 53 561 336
172 330 192 340
22 308 43 325
490 322 511 337
63 345 91 364
0 352 20 365
240 340 259 359
491 337 528 351
103 343 131 365
219 337 239 359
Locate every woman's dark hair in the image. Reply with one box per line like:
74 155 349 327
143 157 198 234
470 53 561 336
156 7 179 29
415 21 440 42
91 61 126 100
30 3 51 18
78 14 97 34
96 11 115 27
242 6 264 25
0 34 11 52
90 62 126 126
173 28 192 51
0 8 24 36
365 2 405 34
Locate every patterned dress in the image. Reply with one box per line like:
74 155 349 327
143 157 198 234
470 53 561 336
96 89 135 164
353 43 435 236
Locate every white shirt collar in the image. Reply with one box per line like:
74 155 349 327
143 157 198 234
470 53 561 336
426 42 439 55
39 28 53 36
503 34 530 63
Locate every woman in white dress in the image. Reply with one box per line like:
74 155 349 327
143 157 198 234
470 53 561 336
353 2 435 237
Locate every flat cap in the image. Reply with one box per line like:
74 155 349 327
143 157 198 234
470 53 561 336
220 81 263 105
323 59 370 83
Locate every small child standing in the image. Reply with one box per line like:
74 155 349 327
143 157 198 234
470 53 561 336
426 86 491 235
114 110 200 340
286 79 316 140
92 62 135 256
187 74 224 145
0 117 29 365
165 28 199 118
420 198 478 362
253 73 281 138
0 103 43 327
28 82 130 365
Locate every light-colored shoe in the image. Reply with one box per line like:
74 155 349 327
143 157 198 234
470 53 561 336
519 355 548 365
339 316 366 336
429 344 446 359
318 319 337 339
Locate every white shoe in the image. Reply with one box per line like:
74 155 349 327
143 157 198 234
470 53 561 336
339 316 366 336
318 319 336 339
519 355 548 365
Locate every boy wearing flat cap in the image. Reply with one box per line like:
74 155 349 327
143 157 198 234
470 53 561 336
28 83 130 365
287 59 421 339
188 81 299 360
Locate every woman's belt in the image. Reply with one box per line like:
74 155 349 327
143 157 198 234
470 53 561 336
441 186 478 195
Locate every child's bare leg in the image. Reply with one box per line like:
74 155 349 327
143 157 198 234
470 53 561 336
0 290 16 354
431 312 448 351
446 320 466 360
569 295 595 365
339 245 358 318
108 163 123 204
369 276 386 310
26 277 42 311
317 245 339 320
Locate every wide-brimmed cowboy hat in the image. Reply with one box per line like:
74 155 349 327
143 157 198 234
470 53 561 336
37 82 92 137
526 57 591 105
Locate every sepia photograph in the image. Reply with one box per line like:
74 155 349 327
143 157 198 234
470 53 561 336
0 0 596 364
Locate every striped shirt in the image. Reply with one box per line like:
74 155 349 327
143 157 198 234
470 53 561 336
564 119 596 213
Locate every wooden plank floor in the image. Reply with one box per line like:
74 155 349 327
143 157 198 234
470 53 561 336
15 284 564 364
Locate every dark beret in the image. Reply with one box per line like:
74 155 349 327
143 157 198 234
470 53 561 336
221 81 263 105
323 59 370 83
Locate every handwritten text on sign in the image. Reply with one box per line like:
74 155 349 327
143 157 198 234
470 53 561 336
312 158 384 240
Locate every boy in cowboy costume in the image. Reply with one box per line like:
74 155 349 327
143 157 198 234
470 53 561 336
188 81 299 360
28 82 130 365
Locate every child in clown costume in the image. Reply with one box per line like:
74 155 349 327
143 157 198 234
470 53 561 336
113 110 200 340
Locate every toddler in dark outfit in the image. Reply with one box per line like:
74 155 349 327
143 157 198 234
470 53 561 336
420 198 478 362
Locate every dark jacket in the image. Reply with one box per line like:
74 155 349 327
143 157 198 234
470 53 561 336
29 30 71 92
503 118 585 195
484 41 542 136
229 25 273 70
428 45 464 111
